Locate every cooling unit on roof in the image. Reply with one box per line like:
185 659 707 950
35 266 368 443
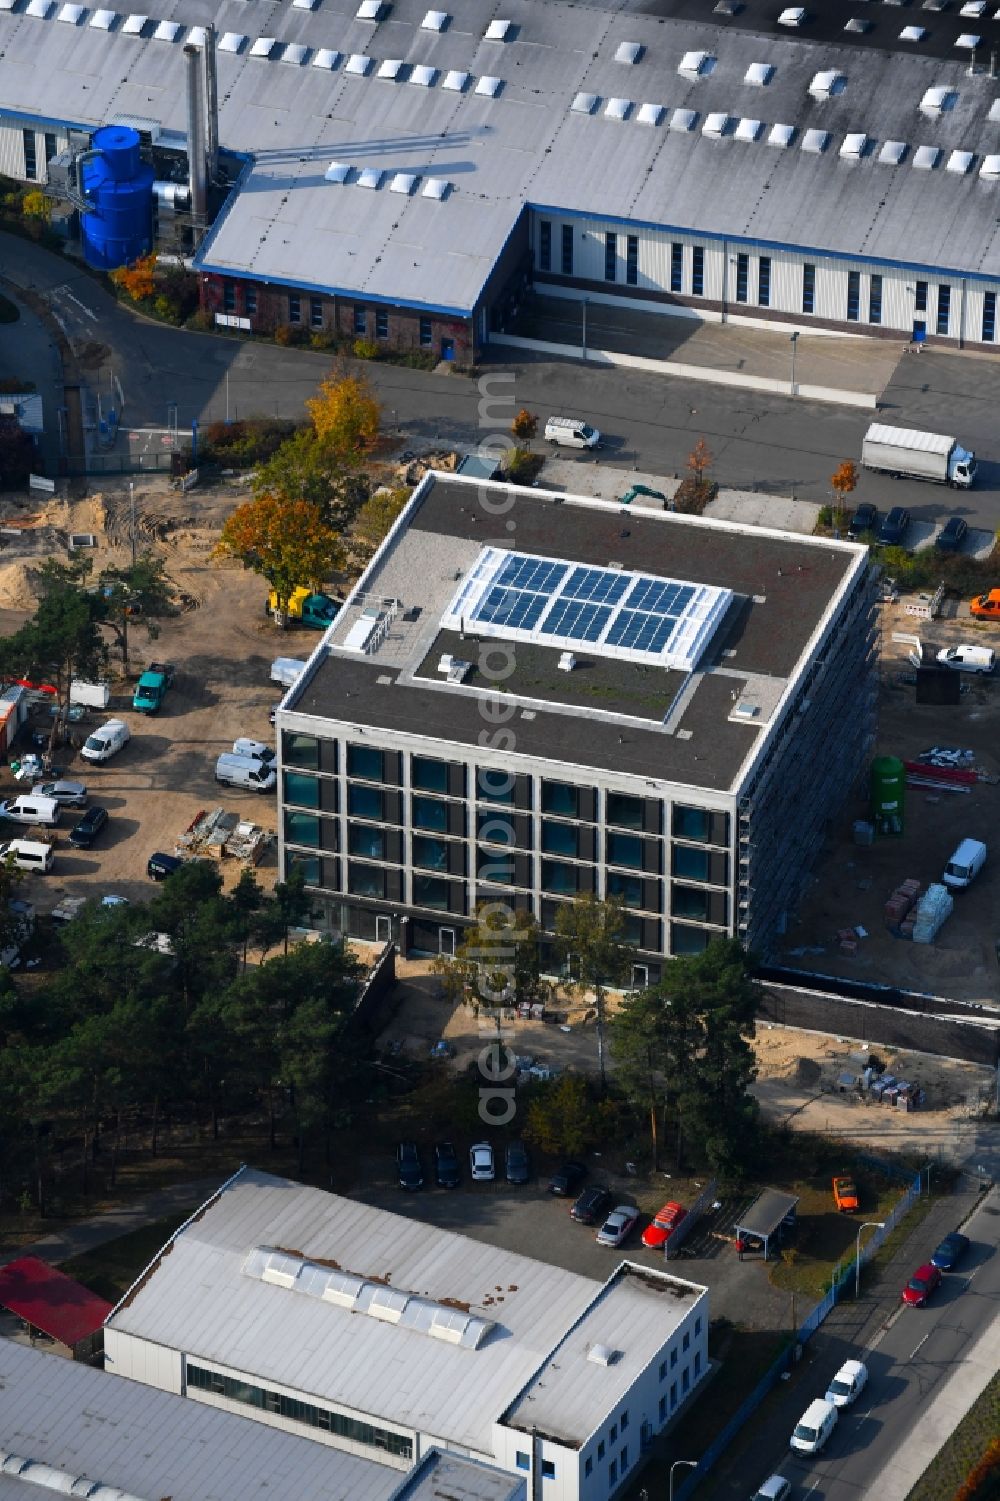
219 32 246 52
250 37 276 58
423 177 449 198
947 149 974 173
980 153 1000 177
703 112 730 137
442 70 469 91
914 144 941 169
422 8 449 28
346 53 373 74
614 41 643 64
840 133 867 159
605 97 632 121
768 122 795 147
324 161 350 182
390 172 418 193
90 7 116 24
572 92 599 114
679 50 713 78
879 139 907 164
778 7 806 25
313 48 341 68
670 108 698 131
801 128 829 153
809 70 844 99
900 25 926 40
734 117 762 141
637 102 664 126
485 18 511 40
744 62 773 86
153 18 180 40
357 168 383 189
442 548 733 673
282 44 309 65
956 33 981 48
476 76 502 96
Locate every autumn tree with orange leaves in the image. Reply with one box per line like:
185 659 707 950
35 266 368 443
213 494 345 624
830 460 858 526
306 369 381 457
110 253 157 302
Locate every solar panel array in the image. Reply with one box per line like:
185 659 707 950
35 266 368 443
443 548 732 672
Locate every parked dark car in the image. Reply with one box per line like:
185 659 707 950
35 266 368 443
930 1232 970 1270
147 851 182 881
570 1186 613 1225
434 1140 461 1189
396 1140 423 1190
847 502 878 540
878 506 911 546
548 1160 587 1196
505 1140 531 1185
935 516 968 553
68 805 108 849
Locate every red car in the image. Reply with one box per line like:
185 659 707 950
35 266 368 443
641 1201 687 1250
902 1263 942 1307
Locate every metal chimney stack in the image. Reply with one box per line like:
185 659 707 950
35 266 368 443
204 24 220 185
184 43 208 225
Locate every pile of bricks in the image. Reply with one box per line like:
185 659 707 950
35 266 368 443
836 927 859 955
885 878 921 933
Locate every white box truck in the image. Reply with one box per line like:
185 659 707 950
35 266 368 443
861 424 977 488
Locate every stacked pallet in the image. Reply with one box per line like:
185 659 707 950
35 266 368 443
911 883 954 944
885 878 921 930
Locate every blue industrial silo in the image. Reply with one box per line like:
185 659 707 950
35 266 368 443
80 125 155 270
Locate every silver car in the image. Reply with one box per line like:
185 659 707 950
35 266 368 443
469 1142 495 1181
596 1205 639 1247
32 780 87 808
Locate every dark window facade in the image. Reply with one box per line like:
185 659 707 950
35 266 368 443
412 795 448 832
311 297 324 329
539 221 551 272
22 130 37 181
412 835 449 871
735 253 749 303
347 745 384 781
605 232 617 282
245 287 258 316
607 831 643 869
868 274 882 326
376 308 389 339
347 784 383 820
606 792 647 830
691 246 704 296
541 820 579 857
223 282 236 312
419 317 432 346
846 270 860 322
348 824 385 859
757 255 771 307
284 811 320 848
288 294 301 324
626 235 638 286
606 871 642 907
284 771 320 809
186 1364 412 1458
44 132 57 163
561 224 574 276
936 284 951 335
354 306 367 335
541 781 578 817
670 242 683 293
282 733 320 770
412 873 458 911
672 923 711 955
348 862 386 898
477 768 516 804
802 262 815 314
412 756 450 793
914 280 928 313
984 292 997 342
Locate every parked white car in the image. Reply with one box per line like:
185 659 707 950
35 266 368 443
80 719 131 763
596 1204 639 1247
824 1359 868 1409
935 644 995 674
751 1478 792 1501
31 779 87 808
789 1397 837 1454
469 1142 495 1181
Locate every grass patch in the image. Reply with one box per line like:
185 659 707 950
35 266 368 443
59 1213 189 1303
907 1370 1000 1501
0 291 20 324
767 1175 903 1298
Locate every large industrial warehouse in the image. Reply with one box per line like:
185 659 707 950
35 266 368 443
3 0 1000 357
103 1165 710 1501
275 472 877 968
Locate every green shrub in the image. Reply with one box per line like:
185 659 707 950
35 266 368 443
503 447 544 485
352 338 380 360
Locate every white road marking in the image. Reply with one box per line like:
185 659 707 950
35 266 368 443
910 1332 931 1360
857 1407 874 1421
805 1480 822 1495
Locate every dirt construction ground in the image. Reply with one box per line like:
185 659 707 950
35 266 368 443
776 594 1000 1006
0 478 287 909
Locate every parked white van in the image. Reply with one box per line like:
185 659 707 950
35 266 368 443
0 839 54 873
215 752 277 792
232 738 275 764
0 795 61 828
942 838 987 889
544 416 602 450
935 644 995 674
80 718 132 763
789 1397 837 1455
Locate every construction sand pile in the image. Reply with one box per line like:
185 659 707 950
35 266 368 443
0 560 41 610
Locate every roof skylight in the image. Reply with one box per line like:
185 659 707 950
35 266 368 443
324 161 350 183
312 48 342 68
637 102 665 125
801 128 830 153
475 75 502 96
734 117 762 141
879 139 907 164
913 144 941 168
485 18 511 39
605 97 632 120
377 58 405 79
410 64 437 86
703 111 731 137
187 24 206 45
900 25 927 40
768 121 795 147
357 167 384 189
615 41 643 64
778 6 807 24
679 50 713 78
249 37 277 58
920 85 955 114
572 92 599 114
442 69 470 90
218 31 246 51
293 0 320 9
58 3 87 21
27 0 54 17
670 107 698 131
281 43 309 65
839 132 867 158
422 8 448 27
345 53 373 74
809 69 844 98
153 18 180 39
946 149 974 173
423 177 450 199
989 99 1000 122
744 62 773 85
90 7 116 24
961 1 986 14
356 0 383 17
390 172 418 193
844 18 872 33
980 153 1000 177
121 11 146 31
955 32 981 47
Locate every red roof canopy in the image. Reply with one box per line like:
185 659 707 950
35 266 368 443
0 1256 112 1345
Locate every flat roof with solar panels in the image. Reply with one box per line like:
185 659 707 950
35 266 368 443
283 474 866 794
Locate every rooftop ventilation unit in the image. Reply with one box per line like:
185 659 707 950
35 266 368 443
840 132 867 158
281 43 309 65
703 111 730 136
390 172 418 193
423 176 449 198
219 31 246 52
913 144 941 168
485 18 511 39
731 699 759 721
920 85 954 114
377 58 406 78
357 167 384 189
768 121 795 147
637 101 665 125
679 50 713 78
744 61 773 85
605 97 632 120
121 12 147 32
572 92 599 114
324 161 350 182
670 107 698 131
879 138 907 164
778 6 807 25
946 148 974 172
980 153 1000 177
312 47 342 68
410 64 437 85
319 1270 366 1308
809 69 844 98
368 1286 410 1323
356 0 384 18
153 17 180 39
475 75 502 96
844 17 872 33
589 1343 620 1366
345 53 373 73
422 8 448 28
90 7 116 24
900 25 927 40
249 37 277 58
956 32 981 48
615 41 643 63
801 128 830 152
442 69 470 90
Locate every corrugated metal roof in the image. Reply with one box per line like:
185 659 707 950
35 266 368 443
0 1256 111 1345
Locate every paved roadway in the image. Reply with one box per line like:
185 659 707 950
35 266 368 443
742 1186 1000 1501
3 232 1000 530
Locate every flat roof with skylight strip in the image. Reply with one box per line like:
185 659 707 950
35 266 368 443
442 547 732 671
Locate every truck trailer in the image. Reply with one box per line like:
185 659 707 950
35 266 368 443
861 424 977 488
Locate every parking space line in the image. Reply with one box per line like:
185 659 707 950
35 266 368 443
909 1332 931 1360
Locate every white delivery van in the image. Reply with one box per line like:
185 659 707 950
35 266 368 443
942 838 987 889
215 752 277 793
0 838 54 873
544 416 602 450
271 658 307 689
935 644 995 674
0 795 61 827
232 738 275 764
789 1398 838 1455
80 718 132 762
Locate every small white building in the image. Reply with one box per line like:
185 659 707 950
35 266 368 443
103 1166 710 1501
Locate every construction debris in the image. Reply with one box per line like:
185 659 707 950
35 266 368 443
176 806 273 864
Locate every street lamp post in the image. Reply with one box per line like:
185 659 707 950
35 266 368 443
669 1459 698 1501
582 297 589 362
789 330 800 397
855 1220 885 1299
128 481 137 567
